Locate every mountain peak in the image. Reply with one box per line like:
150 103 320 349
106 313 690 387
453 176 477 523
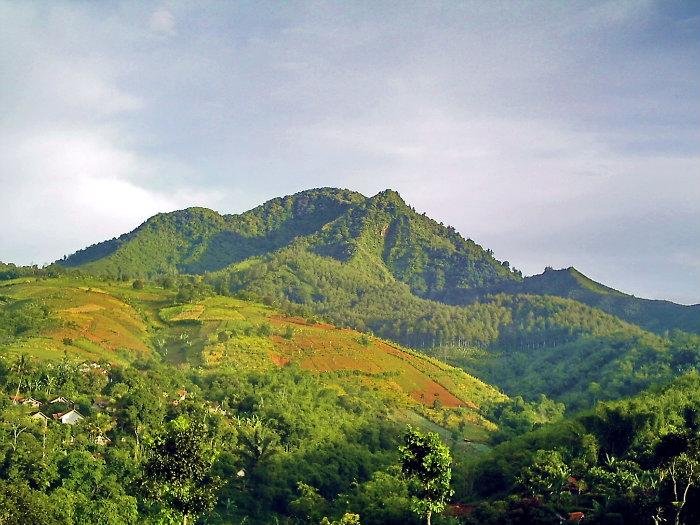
373 188 404 201
368 189 409 212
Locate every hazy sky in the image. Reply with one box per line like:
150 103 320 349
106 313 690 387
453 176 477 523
1 1 699 304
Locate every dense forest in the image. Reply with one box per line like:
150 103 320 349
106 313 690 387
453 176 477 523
462 372 700 525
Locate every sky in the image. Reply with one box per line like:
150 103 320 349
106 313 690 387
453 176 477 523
1 1 699 304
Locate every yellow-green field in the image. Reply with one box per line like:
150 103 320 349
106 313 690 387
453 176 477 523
0 277 505 440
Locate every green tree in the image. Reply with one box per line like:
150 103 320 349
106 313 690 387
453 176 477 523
142 416 221 525
517 449 570 503
320 513 362 525
400 427 453 525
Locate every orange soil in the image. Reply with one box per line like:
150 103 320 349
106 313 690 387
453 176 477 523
267 321 468 408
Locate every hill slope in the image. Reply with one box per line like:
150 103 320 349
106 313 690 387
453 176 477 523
60 187 520 297
54 188 699 410
482 266 700 334
0 275 504 439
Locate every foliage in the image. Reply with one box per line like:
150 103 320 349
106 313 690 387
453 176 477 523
142 416 221 523
464 372 700 525
400 427 453 525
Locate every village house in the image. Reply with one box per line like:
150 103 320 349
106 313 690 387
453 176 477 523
30 412 50 423
172 388 188 406
22 397 42 408
50 396 72 405
95 434 112 446
52 409 84 425
10 394 24 404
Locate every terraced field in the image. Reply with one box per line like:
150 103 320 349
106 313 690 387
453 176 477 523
0 277 505 440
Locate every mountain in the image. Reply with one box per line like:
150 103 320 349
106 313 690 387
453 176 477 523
481 266 700 334
61 188 519 298
55 188 700 410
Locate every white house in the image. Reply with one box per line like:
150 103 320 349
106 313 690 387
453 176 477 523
22 397 42 408
53 409 84 425
50 396 72 405
95 434 112 446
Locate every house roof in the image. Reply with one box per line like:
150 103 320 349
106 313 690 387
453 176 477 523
53 409 84 422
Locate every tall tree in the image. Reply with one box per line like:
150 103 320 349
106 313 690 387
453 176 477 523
400 427 453 525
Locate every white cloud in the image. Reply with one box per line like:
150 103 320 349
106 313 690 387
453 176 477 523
150 7 176 35
0 1 697 303
0 126 211 264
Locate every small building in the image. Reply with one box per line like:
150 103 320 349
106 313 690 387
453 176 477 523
30 412 50 423
22 397 42 408
95 434 112 446
50 396 72 405
53 409 84 425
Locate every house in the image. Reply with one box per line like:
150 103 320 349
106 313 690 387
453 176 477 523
52 409 84 425
92 397 110 410
568 512 585 523
50 396 72 405
95 434 112 446
22 397 42 408
30 412 50 423
172 388 188 406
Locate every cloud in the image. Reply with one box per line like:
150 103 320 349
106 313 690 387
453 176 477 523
150 7 176 35
0 1 698 303
0 125 216 264
0 2 216 264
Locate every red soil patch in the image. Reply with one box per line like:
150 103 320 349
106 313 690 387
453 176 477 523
409 381 464 408
267 322 471 409
269 352 290 367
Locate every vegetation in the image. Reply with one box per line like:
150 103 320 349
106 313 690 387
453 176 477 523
462 372 700 524
401 427 454 525
54 188 699 414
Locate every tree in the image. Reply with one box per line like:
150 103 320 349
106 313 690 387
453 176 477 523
142 416 222 525
655 433 700 525
518 449 570 503
320 513 361 525
400 427 453 525
11 354 29 401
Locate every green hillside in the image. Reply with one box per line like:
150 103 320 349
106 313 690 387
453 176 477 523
0 275 503 439
54 189 700 414
482 266 700 334
60 188 518 297
461 371 700 524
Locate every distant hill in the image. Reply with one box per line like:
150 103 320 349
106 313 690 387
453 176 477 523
61 188 518 297
479 266 700 334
